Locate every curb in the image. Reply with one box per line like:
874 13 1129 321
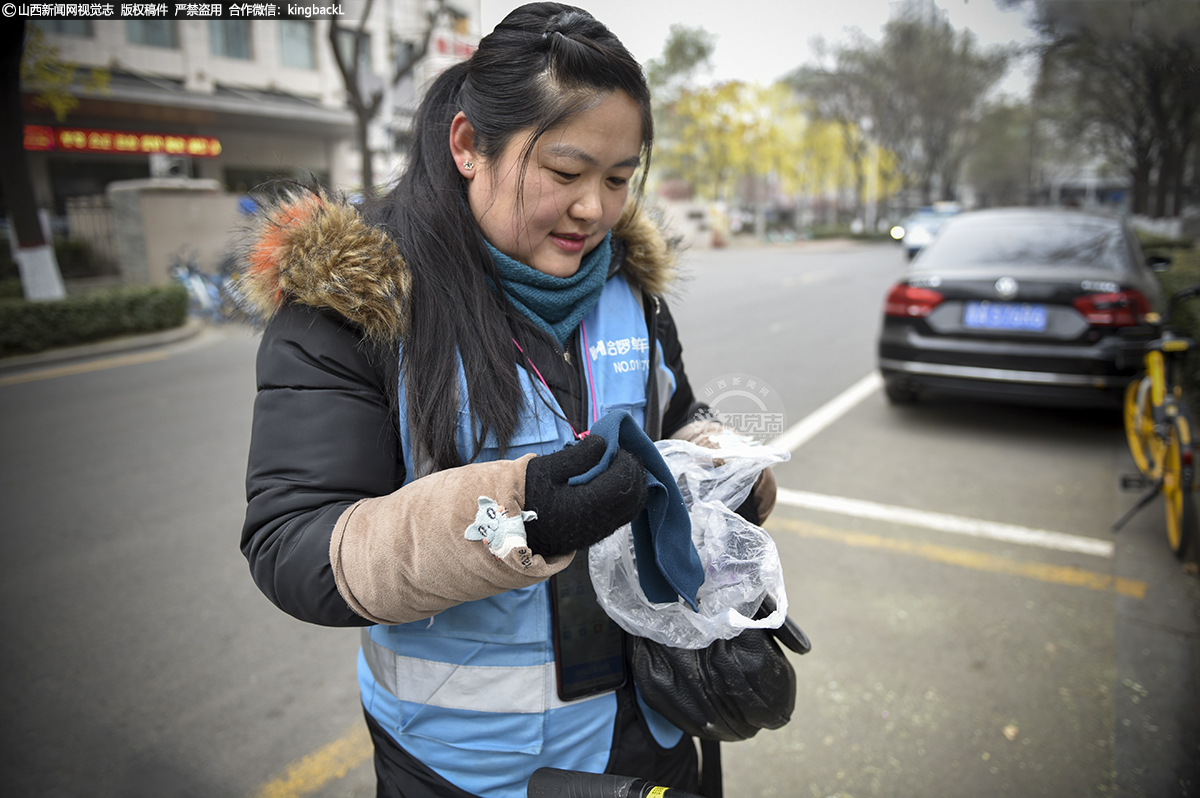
0 318 209 375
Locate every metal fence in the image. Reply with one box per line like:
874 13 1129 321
64 195 119 277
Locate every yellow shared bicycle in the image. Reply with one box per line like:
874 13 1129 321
1114 284 1200 559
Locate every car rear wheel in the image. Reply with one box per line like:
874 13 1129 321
884 377 919 405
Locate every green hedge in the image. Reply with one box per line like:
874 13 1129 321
1138 230 1197 253
0 283 188 357
1147 247 1200 417
804 224 893 242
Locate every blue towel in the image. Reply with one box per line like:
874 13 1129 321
569 410 703 610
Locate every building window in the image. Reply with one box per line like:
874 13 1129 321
392 39 416 73
210 21 253 60
127 20 176 48
280 20 315 69
30 20 91 36
335 28 372 75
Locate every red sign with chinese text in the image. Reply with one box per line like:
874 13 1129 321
23 126 222 158
433 32 477 58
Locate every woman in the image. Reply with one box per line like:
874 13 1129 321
237 4 773 796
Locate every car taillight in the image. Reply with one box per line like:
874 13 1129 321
885 284 944 318
1072 289 1150 327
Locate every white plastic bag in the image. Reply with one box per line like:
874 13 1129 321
589 431 792 649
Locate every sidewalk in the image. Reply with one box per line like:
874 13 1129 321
0 318 210 376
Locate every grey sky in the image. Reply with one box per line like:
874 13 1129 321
478 0 1038 99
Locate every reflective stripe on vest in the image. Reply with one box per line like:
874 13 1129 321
361 628 610 713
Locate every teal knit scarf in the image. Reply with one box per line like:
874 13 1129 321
485 232 612 348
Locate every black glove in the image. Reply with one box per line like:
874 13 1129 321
523 434 647 557
734 493 760 526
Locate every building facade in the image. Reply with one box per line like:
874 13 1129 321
21 2 481 218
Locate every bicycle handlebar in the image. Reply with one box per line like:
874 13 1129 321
527 768 704 798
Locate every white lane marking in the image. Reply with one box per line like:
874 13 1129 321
769 371 882 453
766 371 1112 557
775 487 1114 558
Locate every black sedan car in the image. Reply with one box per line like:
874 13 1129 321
877 208 1168 407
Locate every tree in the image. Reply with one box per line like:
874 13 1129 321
659 81 804 204
659 81 746 201
788 38 877 219
646 30 851 230
964 101 1035 207
1024 0 1200 217
0 22 105 300
329 0 446 197
21 25 109 123
790 1 1010 206
645 25 901 231
644 24 715 197
644 24 715 99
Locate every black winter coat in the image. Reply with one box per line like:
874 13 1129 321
237 195 701 628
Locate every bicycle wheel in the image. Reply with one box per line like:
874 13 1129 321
1161 413 1197 559
1124 378 1158 477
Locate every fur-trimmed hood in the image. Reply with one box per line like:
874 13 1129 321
233 190 678 342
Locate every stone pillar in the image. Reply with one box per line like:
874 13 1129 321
106 178 238 285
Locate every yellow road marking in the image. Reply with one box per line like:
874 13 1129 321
0 350 169 386
251 723 372 798
768 517 1147 599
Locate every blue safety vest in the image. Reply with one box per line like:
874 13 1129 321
358 274 681 798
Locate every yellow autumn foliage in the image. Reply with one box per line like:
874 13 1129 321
653 80 900 207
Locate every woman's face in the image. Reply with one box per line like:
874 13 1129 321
466 91 643 278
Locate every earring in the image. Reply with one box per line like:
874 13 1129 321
463 160 474 170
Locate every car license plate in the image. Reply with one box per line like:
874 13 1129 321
963 301 1047 332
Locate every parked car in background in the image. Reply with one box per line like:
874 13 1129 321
878 207 1169 407
890 202 961 258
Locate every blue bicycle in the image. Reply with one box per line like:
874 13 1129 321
169 251 241 323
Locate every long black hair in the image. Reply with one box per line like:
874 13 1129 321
366 3 653 473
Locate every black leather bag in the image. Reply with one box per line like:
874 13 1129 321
630 599 811 742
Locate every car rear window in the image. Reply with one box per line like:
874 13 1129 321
918 218 1127 270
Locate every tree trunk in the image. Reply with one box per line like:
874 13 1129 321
842 124 866 221
357 105 374 196
939 158 959 202
853 163 865 221
1167 130 1193 218
1131 157 1152 216
1154 141 1176 219
1164 152 1182 218
1185 138 1199 214
328 2 382 198
0 19 65 300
